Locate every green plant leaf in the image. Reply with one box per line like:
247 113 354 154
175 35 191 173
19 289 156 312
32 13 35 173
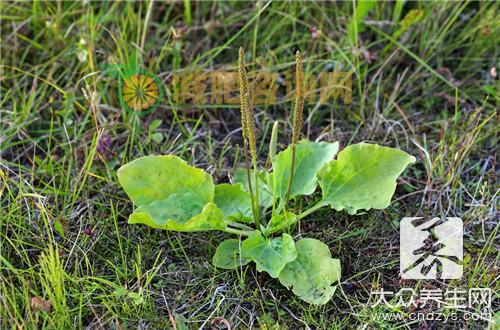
151 132 164 143
212 239 251 269
130 191 205 227
129 202 226 232
234 169 273 210
117 155 225 231
128 290 144 305
278 238 341 305
241 231 296 278
53 219 66 237
117 155 214 207
214 183 253 223
265 211 297 235
270 140 339 202
392 9 424 40
318 143 415 215
113 287 127 297
347 0 376 44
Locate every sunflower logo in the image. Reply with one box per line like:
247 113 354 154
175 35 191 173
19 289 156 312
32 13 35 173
121 73 160 111
112 67 163 116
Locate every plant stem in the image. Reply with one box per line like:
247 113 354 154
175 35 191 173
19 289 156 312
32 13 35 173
252 158 260 230
247 95 260 229
224 227 253 237
296 200 325 221
243 141 259 228
283 51 304 211
227 221 253 231
283 144 296 208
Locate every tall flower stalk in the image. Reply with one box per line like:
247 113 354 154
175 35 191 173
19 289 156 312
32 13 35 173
284 51 304 206
238 47 260 228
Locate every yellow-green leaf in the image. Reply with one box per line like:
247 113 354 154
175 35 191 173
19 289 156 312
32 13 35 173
117 155 213 207
241 231 296 278
214 183 253 223
318 143 415 215
265 211 296 235
117 155 224 231
130 191 204 227
271 140 339 202
130 202 226 232
278 238 341 305
212 239 251 269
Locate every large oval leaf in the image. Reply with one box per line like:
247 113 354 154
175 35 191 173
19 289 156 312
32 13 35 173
117 155 214 207
318 143 415 215
212 239 251 269
214 184 253 223
129 191 204 228
117 155 224 231
164 203 226 231
278 238 341 305
271 140 339 202
241 231 297 278
129 202 226 231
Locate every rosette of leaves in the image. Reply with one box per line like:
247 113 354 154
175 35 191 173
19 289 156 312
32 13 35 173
117 141 414 304
117 49 415 305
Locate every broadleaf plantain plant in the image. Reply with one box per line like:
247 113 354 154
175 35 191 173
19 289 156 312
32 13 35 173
117 48 416 305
